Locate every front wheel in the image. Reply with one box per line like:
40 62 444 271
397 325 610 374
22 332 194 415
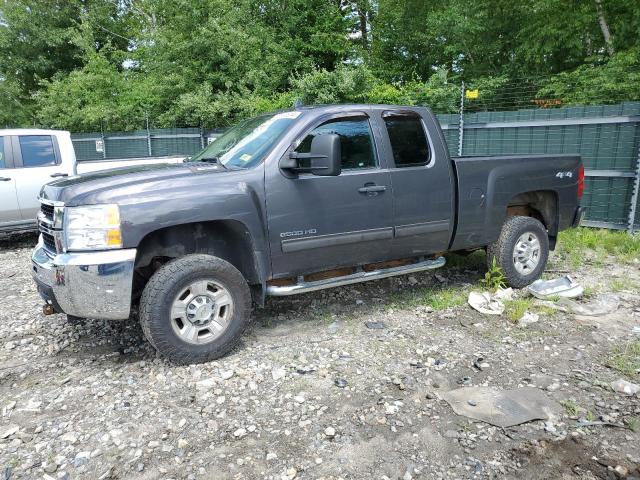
139 254 252 364
487 215 549 288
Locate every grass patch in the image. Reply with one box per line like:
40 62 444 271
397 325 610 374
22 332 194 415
444 250 486 269
389 285 470 311
606 340 640 378
557 228 640 267
626 417 640 432
609 279 627 292
530 302 559 316
606 278 640 293
504 298 533 322
560 399 580 416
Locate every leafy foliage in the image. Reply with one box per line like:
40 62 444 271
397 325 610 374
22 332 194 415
1 0 639 130
482 257 506 291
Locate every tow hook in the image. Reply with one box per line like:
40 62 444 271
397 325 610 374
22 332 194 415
42 304 56 316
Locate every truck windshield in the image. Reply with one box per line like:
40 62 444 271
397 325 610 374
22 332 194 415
188 111 300 169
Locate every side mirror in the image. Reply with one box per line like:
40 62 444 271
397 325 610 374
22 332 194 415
282 133 341 176
309 134 341 176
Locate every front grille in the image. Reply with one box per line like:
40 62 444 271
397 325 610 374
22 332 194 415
41 203 54 222
42 232 57 252
39 200 63 254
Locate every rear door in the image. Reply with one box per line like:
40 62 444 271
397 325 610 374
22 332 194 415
374 109 455 257
11 134 68 221
0 136 21 226
266 111 394 278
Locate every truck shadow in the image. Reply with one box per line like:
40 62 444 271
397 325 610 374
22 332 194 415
0 231 38 249
58 252 487 364
254 252 486 334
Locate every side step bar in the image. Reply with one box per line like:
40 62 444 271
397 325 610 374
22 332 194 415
266 256 446 297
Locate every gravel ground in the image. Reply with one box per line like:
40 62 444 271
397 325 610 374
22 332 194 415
1 232 639 480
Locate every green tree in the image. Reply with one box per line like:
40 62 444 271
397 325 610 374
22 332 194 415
0 0 137 125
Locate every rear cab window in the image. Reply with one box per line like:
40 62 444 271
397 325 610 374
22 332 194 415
296 117 377 170
18 135 57 167
382 112 432 168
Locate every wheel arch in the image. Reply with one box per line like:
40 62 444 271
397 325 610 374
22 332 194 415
133 220 264 298
506 190 559 249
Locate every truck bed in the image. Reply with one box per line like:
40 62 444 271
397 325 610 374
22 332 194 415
450 154 582 251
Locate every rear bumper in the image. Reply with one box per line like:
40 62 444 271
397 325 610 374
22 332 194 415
572 206 586 228
31 238 136 320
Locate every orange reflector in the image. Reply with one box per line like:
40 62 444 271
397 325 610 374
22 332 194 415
106 229 122 247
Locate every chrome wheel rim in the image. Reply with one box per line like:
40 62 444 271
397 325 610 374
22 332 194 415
513 232 541 275
170 280 233 344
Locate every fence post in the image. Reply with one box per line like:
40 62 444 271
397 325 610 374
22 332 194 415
628 137 640 234
145 115 153 157
457 81 465 156
100 121 107 159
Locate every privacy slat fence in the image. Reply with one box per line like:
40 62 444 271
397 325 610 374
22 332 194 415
71 101 640 233
439 102 640 232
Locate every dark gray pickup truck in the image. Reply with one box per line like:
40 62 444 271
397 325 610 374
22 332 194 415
32 105 584 363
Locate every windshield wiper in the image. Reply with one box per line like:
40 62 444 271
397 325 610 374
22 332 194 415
200 156 221 163
195 156 228 170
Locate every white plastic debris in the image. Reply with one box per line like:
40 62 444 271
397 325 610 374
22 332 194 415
610 379 640 396
518 312 539 326
494 287 514 301
561 294 620 316
468 291 505 315
527 276 583 299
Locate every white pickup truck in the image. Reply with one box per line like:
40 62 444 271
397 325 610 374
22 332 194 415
0 129 184 233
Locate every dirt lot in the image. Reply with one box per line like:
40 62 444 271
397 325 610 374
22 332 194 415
1 230 639 480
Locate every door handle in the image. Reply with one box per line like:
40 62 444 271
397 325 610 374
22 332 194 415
50 173 69 178
358 184 387 195
0 177 11 182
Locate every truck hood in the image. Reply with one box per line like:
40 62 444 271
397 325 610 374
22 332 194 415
40 162 231 205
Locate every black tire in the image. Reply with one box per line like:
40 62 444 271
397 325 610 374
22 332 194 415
139 254 252 364
486 215 549 288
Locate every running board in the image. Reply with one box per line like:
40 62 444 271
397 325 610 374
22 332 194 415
266 256 446 297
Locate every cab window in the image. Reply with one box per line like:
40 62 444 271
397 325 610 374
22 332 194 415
383 113 431 168
296 117 377 170
19 135 57 167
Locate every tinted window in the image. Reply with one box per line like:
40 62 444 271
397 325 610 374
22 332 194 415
19 135 57 167
296 117 377 169
383 114 431 167
0 137 5 169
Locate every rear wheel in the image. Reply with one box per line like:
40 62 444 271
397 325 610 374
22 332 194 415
487 215 549 288
139 254 252 364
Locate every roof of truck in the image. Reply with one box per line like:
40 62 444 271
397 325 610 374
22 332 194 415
0 128 69 136
296 103 427 112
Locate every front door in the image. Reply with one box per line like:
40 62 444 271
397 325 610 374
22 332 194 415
266 112 393 278
11 134 68 221
0 136 21 226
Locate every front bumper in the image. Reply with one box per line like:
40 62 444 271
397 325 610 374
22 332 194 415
31 239 136 320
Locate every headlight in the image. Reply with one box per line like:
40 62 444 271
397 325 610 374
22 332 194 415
64 204 122 251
